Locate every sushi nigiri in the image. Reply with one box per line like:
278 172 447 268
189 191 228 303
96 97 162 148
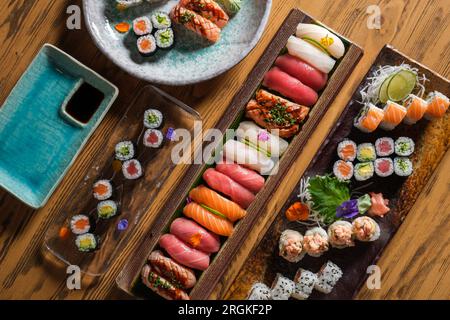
179 0 229 28
425 91 449 120
263 67 318 106
275 54 328 91
296 23 345 59
183 202 234 237
286 36 336 74
170 5 221 43
380 100 407 130
159 234 210 270
354 103 384 133
170 217 220 253
403 94 428 125
215 160 265 194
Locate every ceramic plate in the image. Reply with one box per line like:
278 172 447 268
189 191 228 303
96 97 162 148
83 0 272 85
0 44 118 208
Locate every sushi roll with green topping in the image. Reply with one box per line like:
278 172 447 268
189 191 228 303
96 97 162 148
115 141 135 161
133 16 152 36
354 162 374 181
357 143 376 162
75 233 99 252
144 109 163 129
155 28 174 49
137 34 157 56
93 179 113 200
151 12 171 29
395 137 414 156
70 215 91 235
271 274 295 300
97 200 118 219
143 129 163 148
394 157 413 176
122 159 143 180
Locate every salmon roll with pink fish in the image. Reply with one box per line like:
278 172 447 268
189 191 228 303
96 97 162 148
425 91 449 120
380 100 407 130
354 103 384 133
403 94 428 125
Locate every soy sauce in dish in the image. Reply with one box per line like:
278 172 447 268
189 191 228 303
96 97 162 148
65 82 104 124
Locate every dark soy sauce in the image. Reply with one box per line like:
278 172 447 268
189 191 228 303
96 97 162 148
65 82 104 124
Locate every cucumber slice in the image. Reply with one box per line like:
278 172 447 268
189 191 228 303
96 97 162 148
199 203 228 220
378 74 394 104
387 69 417 102
301 36 332 56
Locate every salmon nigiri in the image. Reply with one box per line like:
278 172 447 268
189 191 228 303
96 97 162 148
170 5 221 43
380 100 407 130
403 94 428 125
179 0 229 28
354 103 385 133
183 202 234 237
189 185 246 222
424 91 449 120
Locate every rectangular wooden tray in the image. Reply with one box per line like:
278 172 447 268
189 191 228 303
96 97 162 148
116 8 363 300
226 45 450 300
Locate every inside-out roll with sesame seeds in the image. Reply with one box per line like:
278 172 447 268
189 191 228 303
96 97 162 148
292 268 317 300
247 282 272 300
271 273 295 300
314 261 343 294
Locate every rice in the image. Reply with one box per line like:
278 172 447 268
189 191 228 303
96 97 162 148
271 274 295 300
292 269 317 300
314 261 343 294
247 282 272 300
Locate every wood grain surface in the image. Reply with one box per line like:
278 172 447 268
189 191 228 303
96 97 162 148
0 0 448 300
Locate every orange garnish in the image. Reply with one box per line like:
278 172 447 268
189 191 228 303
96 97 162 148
285 202 310 221
189 233 203 248
115 22 130 33
59 227 69 239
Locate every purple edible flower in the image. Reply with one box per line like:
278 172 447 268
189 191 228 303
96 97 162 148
257 131 270 142
336 199 359 219
117 219 128 231
166 127 176 141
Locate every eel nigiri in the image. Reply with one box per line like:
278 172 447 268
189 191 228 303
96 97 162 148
275 54 328 91
203 167 256 208
380 101 407 130
189 185 247 222
159 234 210 270
183 202 234 237
170 5 221 43
170 217 220 252
425 91 449 120
141 265 190 300
263 67 318 106
354 103 385 133
179 0 229 28
403 94 428 125
215 161 265 194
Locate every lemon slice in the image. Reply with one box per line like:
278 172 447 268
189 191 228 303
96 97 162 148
378 74 394 104
387 69 417 102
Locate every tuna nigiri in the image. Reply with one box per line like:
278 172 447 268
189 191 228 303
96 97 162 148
179 0 229 28
275 54 328 91
380 101 407 130
354 103 385 133
425 91 449 120
368 192 390 217
189 185 247 222
170 5 221 43
203 167 256 208
183 202 234 237
263 67 318 106
159 234 210 270
403 94 428 125
170 217 220 253
215 161 264 194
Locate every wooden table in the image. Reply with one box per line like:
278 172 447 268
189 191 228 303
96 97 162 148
0 0 448 300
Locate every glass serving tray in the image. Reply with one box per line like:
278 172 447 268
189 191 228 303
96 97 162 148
44 85 201 276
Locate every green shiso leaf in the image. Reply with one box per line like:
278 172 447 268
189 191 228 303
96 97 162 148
307 175 351 224
357 194 371 215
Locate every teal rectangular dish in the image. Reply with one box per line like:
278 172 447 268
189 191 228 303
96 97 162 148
0 44 119 208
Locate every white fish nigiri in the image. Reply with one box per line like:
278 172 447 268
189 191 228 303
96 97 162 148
222 140 274 175
296 23 345 59
286 36 336 74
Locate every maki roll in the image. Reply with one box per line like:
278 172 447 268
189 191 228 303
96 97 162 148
354 103 384 133
70 215 91 235
375 137 394 157
137 35 157 56
374 158 394 177
403 94 428 125
379 100 407 131
247 283 272 300
352 216 380 242
270 274 295 300
425 91 449 120
144 109 163 129
133 16 152 36
354 162 374 181
303 227 329 257
151 12 172 29
143 129 164 148
395 137 414 156
75 233 99 252
122 159 143 179
115 141 135 161
327 221 354 249
314 261 343 294
394 157 413 177
97 200 118 219
278 229 305 263
333 160 353 181
155 28 174 49
337 139 357 161
93 179 113 200
292 269 317 300
357 143 376 162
